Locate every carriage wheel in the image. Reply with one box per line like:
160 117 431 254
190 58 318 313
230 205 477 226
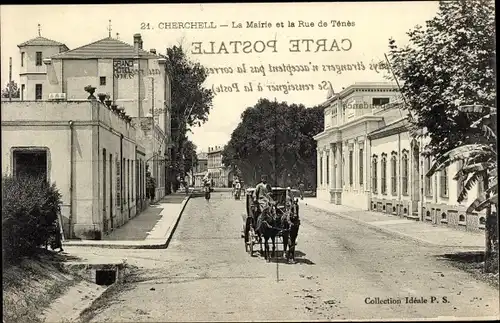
244 218 251 252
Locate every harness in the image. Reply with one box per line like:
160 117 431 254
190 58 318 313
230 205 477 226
259 204 298 233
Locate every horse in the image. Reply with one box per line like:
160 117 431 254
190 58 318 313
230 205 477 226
281 199 300 263
255 202 282 262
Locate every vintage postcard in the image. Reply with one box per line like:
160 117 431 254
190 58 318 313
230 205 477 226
1 2 498 322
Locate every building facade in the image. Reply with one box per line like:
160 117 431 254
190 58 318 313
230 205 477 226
313 82 486 232
14 31 172 201
207 146 229 187
1 31 173 239
1 100 147 239
193 152 208 187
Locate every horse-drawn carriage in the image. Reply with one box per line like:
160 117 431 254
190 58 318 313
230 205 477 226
242 187 300 262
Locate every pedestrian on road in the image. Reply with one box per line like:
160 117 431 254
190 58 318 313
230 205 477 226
299 180 305 200
146 172 156 203
50 220 64 252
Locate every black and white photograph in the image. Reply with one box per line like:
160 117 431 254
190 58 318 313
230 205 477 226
1 1 498 322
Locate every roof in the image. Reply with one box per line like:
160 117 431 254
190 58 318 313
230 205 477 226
18 36 68 48
49 37 159 59
368 118 409 139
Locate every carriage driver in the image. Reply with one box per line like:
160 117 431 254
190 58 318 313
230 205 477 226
253 175 275 221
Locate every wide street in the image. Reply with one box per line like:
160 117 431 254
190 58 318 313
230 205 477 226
81 190 498 322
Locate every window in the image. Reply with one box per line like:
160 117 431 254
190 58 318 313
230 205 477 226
127 159 130 207
372 97 390 106
122 158 125 211
326 154 329 185
13 149 48 181
319 154 323 185
103 149 107 216
109 153 113 225
21 52 25 67
402 153 409 195
391 155 397 195
457 160 465 200
100 77 106 86
349 150 353 185
381 155 387 194
35 84 43 100
425 156 433 196
359 148 364 185
36 52 43 66
21 84 25 101
440 168 448 197
372 156 378 193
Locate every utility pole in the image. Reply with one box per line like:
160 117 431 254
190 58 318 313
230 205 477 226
178 103 195 179
9 57 12 102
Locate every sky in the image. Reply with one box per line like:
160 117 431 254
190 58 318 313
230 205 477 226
0 2 439 152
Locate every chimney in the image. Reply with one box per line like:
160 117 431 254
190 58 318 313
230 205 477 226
139 40 143 50
150 48 156 54
133 33 141 52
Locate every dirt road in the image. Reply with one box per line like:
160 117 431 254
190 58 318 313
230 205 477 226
78 191 499 322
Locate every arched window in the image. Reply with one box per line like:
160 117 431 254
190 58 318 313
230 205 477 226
349 149 354 185
391 154 397 195
425 156 433 196
440 167 448 197
402 153 409 196
381 154 387 194
319 153 323 185
359 146 364 185
326 153 329 185
372 156 378 193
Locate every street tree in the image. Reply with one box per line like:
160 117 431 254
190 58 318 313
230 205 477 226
165 45 214 177
222 98 324 187
1 81 20 99
387 0 497 271
183 139 199 174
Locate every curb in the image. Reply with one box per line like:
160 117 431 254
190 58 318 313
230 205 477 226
63 195 191 249
163 195 190 249
304 203 483 249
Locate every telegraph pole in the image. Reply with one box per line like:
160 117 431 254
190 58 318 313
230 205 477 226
9 57 12 102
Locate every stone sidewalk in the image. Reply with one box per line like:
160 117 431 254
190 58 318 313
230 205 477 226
304 198 485 249
63 193 190 249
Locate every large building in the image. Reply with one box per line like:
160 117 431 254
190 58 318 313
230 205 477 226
17 32 172 197
207 146 229 187
313 82 486 232
2 100 146 239
193 152 208 187
1 30 172 239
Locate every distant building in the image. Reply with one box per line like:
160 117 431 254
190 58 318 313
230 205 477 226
1 30 173 239
193 152 208 187
207 146 229 187
314 82 486 232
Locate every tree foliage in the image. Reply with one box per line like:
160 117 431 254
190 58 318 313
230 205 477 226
387 0 497 267
165 45 213 132
2 175 62 263
1 81 20 99
165 45 214 176
183 139 198 174
222 98 324 187
388 0 495 156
